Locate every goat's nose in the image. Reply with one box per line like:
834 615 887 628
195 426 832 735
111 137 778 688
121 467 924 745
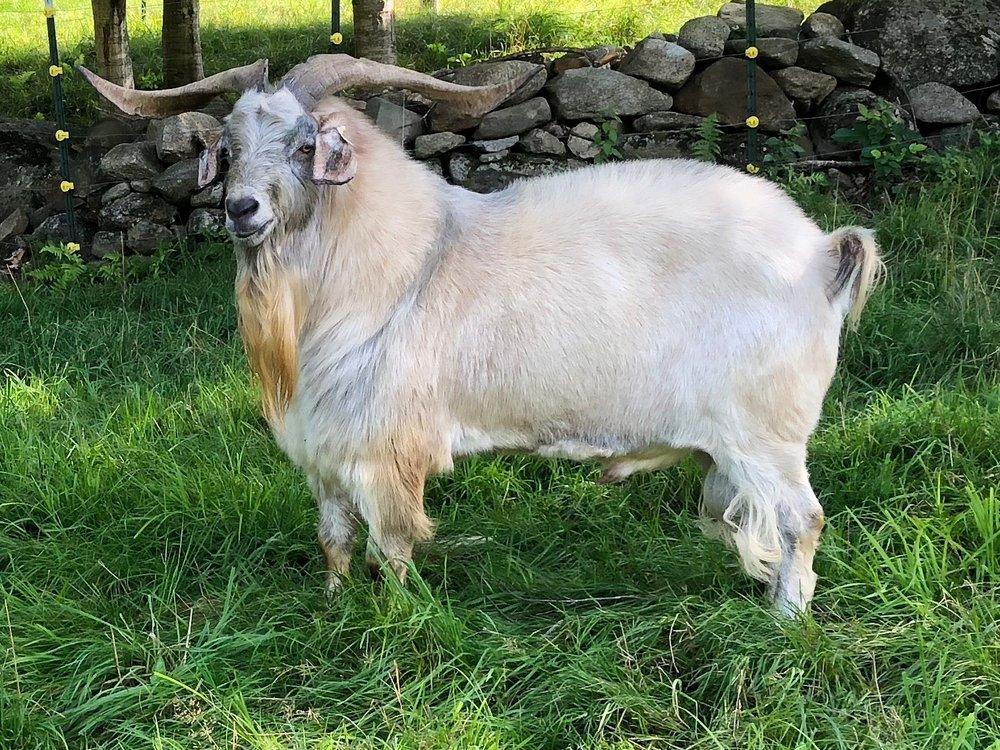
226 196 259 219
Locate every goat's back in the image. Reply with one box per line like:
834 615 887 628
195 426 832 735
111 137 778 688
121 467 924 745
433 159 843 457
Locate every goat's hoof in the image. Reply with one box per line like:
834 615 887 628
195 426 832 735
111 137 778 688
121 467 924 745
324 574 347 598
772 593 811 619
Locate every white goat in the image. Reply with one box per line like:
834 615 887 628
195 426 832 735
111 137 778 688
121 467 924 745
81 55 881 615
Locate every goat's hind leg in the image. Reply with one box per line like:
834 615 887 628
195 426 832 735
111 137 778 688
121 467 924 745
770 479 824 617
699 456 824 616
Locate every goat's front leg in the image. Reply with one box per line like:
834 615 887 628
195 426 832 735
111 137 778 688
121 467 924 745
309 475 358 593
348 455 434 583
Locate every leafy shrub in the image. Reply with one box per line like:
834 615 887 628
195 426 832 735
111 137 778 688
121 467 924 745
593 112 623 164
833 102 927 182
24 243 86 292
763 122 808 176
24 240 182 290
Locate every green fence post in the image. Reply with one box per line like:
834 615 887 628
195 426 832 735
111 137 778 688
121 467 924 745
43 0 80 250
744 0 760 175
330 0 342 49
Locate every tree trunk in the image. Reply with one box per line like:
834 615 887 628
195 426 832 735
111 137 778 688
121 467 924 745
90 0 133 88
162 0 204 87
352 0 396 64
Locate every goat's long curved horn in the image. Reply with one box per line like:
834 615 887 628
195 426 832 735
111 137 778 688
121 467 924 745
282 54 531 115
76 59 269 118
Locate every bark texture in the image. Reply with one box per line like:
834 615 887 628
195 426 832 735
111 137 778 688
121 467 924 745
90 0 134 88
162 0 204 87
352 0 397 64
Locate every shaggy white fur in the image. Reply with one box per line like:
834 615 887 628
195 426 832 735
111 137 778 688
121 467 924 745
217 91 881 615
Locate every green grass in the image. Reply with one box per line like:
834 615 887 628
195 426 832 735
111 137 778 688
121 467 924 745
2 134 1000 750
0 0 819 121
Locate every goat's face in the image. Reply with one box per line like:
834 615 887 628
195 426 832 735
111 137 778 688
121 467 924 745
199 88 357 249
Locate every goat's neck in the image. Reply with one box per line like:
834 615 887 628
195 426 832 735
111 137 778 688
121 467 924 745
308 160 444 331
235 137 445 425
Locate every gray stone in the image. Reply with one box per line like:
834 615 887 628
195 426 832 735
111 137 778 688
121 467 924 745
677 16 731 59
478 150 510 163
0 208 29 243
366 97 424 145
446 151 476 184
99 192 177 230
473 97 551 139
566 123 601 159
566 136 599 160
617 37 696 89
799 38 880 86
90 230 124 259
673 58 796 132
542 122 568 138
126 220 175 255
468 136 519 153
633 111 705 132
850 0 999 88
987 90 1000 114
187 208 225 236
519 128 566 155
619 132 685 161
724 37 798 68
29 212 94 246
130 180 151 193
99 141 162 181
84 118 147 152
423 159 446 178
570 122 600 139
910 82 980 125
100 182 131 206
427 107 482 134
546 68 673 121
413 132 465 159
152 158 200 203
197 97 233 121
718 2 804 38
190 183 224 208
447 151 585 193
771 66 838 106
801 11 845 39
147 112 221 163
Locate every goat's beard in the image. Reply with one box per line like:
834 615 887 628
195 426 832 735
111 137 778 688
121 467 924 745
235 246 304 428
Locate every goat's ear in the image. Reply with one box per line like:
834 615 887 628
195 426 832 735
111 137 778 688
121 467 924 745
312 115 356 185
198 132 222 188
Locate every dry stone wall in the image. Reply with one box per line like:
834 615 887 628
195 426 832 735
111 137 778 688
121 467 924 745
5 0 999 258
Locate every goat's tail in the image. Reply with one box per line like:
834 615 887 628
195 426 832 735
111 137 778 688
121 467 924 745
824 227 884 329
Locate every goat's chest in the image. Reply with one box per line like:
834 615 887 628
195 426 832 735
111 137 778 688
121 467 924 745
272 327 407 475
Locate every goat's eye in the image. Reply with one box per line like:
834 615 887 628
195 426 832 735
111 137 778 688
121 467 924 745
298 143 314 155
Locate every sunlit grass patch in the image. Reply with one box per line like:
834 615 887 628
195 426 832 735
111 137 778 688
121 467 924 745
0 0 820 120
